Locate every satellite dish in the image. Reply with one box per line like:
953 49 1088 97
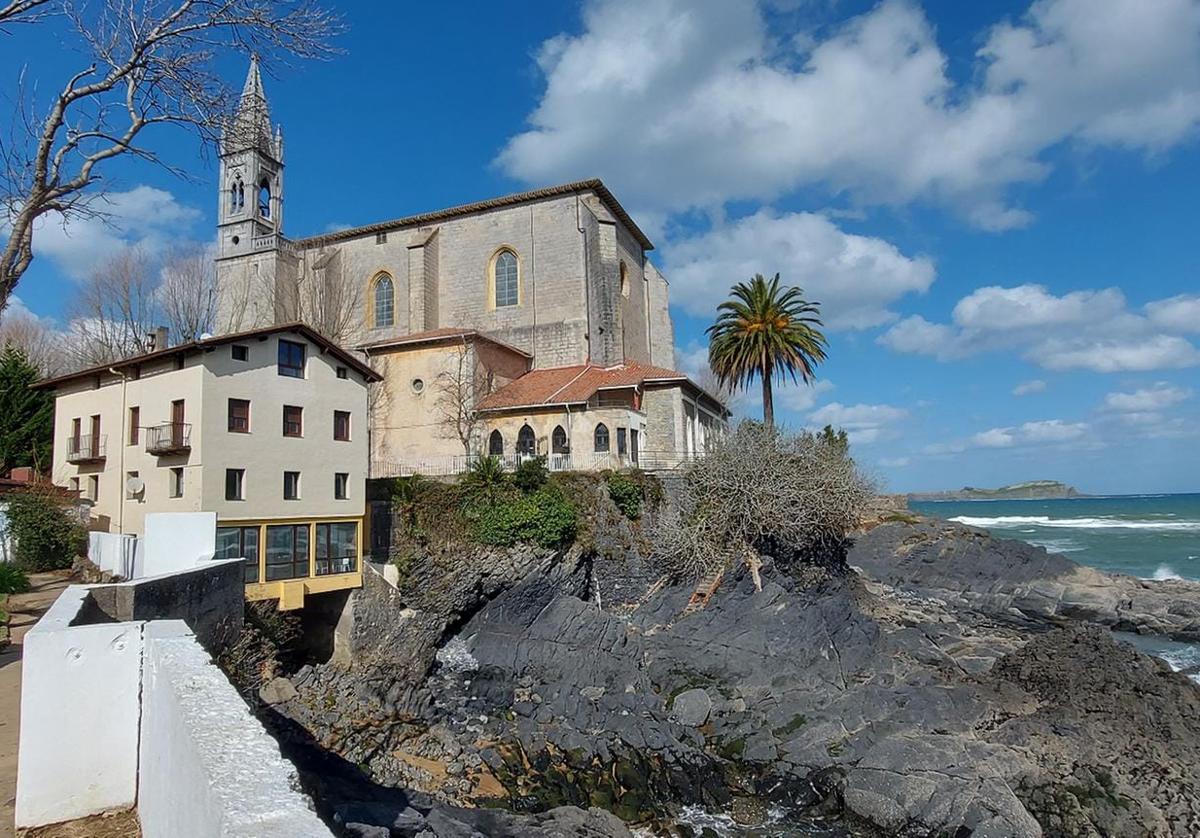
125 477 145 496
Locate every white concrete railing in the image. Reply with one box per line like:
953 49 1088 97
17 568 330 836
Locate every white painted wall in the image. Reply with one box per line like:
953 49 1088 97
17 577 332 836
89 531 139 578
142 511 216 577
16 587 143 828
139 621 330 837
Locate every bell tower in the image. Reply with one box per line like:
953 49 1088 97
217 56 284 260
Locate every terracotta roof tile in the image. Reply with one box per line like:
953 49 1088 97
476 361 694 411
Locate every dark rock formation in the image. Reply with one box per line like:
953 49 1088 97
256 513 1200 837
849 519 1200 641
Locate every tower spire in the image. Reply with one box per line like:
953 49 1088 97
226 55 275 157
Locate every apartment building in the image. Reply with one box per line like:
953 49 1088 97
34 323 380 608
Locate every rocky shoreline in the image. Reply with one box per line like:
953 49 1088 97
236 510 1200 837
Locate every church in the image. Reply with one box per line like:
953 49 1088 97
214 60 728 474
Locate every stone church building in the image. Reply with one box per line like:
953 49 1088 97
215 60 727 472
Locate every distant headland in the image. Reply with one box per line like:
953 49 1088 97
908 480 1083 502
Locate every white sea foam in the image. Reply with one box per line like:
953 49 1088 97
1024 537 1085 553
1151 565 1184 581
950 515 1200 532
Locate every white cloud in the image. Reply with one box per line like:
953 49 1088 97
1102 382 1192 412
1146 294 1200 333
931 418 1090 454
499 0 1200 228
808 401 907 444
28 186 201 280
1013 379 1046 396
880 283 1200 372
878 456 910 468
663 209 934 328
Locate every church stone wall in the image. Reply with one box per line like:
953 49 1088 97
646 261 677 370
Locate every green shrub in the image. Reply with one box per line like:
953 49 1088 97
0 563 30 595
390 474 429 507
512 456 548 493
473 485 577 549
460 456 509 500
4 488 86 572
605 472 643 520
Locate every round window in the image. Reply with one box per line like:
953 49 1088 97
231 235 240 245
411 378 425 394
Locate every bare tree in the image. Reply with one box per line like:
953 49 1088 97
0 307 64 375
0 0 51 29
159 243 216 341
65 245 159 366
0 0 341 310
297 247 362 344
435 338 490 456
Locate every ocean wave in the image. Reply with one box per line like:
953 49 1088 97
950 515 1200 532
1024 537 1085 553
1151 565 1184 581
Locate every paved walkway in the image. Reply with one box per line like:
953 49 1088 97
0 572 75 838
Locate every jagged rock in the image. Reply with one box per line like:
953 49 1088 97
258 675 298 706
669 689 711 727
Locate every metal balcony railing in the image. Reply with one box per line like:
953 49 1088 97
146 422 192 455
66 434 106 463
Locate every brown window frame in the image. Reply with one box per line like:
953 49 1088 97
277 339 306 378
333 410 351 441
128 406 140 445
282 405 303 438
228 398 250 433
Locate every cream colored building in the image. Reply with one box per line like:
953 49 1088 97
212 61 727 472
34 323 380 609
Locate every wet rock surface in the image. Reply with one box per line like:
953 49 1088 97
256 515 1200 837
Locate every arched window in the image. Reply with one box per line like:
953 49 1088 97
229 182 238 213
493 249 519 308
236 181 245 211
593 423 609 453
517 424 536 456
372 274 394 328
488 429 504 456
552 425 568 454
258 178 271 219
619 261 630 298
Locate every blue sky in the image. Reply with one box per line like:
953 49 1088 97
5 0 1199 494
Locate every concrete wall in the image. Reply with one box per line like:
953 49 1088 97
142 512 217 576
87 558 244 652
17 566 328 835
16 587 143 828
139 621 331 837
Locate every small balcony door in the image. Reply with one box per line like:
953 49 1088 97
71 418 81 453
171 400 185 447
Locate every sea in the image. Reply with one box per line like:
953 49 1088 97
910 492 1200 683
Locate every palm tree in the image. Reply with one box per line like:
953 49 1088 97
706 273 827 428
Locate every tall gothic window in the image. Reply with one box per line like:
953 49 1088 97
258 178 271 219
493 249 519 308
488 429 504 456
593 423 610 453
229 179 245 213
373 274 394 328
552 425 568 454
517 424 536 456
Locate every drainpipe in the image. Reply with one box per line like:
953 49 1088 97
109 367 129 534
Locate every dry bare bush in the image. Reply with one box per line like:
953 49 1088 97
652 421 874 579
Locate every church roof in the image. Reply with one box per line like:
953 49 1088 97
358 327 532 359
295 179 655 251
475 360 726 413
224 56 280 158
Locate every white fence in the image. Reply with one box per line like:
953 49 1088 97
373 449 705 479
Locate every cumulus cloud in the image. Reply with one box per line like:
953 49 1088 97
880 283 1200 372
27 186 201 280
929 418 1090 454
808 401 907 444
1013 379 1046 396
499 0 1200 228
1146 295 1200 333
663 209 934 327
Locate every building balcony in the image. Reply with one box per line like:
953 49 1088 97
65 434 106 464
146 423 192 456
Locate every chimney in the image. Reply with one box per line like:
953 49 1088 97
151 326 169 352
